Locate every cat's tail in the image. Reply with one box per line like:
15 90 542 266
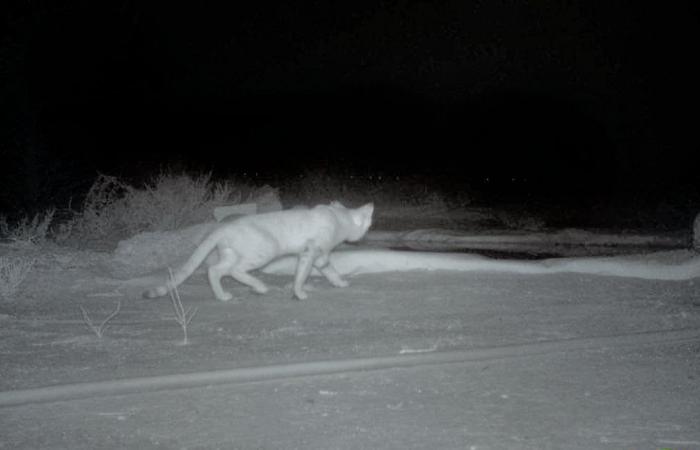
142 230 221 298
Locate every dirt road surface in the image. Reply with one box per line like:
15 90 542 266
1 251 699 449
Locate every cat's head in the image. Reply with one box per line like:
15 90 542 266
347 203 374 242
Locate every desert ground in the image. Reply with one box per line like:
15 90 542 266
1 213 699 450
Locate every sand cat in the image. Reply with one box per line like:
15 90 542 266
144 201 374 301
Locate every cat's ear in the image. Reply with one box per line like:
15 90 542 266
330 200 346 209
353 203 374 227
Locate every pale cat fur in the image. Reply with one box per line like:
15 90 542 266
144 201 374 301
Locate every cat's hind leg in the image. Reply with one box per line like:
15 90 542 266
208 248 236 302
314 252 349 288
293 245 321 300
229 270 269 295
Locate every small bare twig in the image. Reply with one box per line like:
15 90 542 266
80 301 121 339
168 268 198 345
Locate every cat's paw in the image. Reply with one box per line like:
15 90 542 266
293 289 309 301
217 292 234 302
286 282 315 293
332 279 349 288
252 285 269 295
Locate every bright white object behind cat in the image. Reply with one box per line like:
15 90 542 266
144 201 374 301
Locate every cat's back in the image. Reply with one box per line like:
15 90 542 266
218 206 336 249
234 205 330 228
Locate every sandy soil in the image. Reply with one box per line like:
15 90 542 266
1 242 699 449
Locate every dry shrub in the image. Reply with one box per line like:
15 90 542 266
0 209 55 246
0 210 50 299
62 174 131 244
60 172 250 247
119 172 240 233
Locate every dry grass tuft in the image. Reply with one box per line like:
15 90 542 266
0 256 36 300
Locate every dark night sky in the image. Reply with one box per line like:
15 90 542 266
1 1 699 215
